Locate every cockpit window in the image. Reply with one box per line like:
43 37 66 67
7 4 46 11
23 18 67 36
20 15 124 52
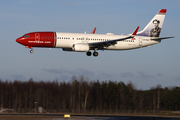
22 35 30 38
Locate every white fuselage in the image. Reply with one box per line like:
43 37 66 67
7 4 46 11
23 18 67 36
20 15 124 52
55 32 160 50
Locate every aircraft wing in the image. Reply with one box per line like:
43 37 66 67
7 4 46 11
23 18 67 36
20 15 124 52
88 36 133 49
88 26 138 49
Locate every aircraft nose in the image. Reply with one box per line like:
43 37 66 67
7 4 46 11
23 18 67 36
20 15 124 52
16 38 20 43
16 37 24 45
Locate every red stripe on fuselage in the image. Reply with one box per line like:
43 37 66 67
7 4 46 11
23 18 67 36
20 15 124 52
16 32 56 48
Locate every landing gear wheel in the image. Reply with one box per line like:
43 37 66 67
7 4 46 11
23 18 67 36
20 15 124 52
93 52 98 57
86 51 92 56
30 50 34 53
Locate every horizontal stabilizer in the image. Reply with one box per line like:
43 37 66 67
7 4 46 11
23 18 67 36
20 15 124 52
151 36 174 40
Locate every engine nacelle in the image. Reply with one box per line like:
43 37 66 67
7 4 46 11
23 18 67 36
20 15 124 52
72 43 89 52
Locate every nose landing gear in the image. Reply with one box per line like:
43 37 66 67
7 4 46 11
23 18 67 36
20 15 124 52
25 46 33 54
30 49 34 53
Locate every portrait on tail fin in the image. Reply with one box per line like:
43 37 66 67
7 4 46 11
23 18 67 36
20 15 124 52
149 19 161 37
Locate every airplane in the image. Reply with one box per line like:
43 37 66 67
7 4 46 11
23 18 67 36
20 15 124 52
16 9 174 57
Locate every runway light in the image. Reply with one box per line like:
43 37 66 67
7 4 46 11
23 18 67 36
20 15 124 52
64 114 71 118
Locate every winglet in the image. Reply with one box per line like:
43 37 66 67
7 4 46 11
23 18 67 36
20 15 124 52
132 26 139 36
91 27 96 34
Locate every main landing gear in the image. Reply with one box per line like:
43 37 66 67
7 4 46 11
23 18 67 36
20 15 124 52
86 49 98 57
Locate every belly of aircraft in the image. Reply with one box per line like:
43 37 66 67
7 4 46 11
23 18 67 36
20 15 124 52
106 42 139 50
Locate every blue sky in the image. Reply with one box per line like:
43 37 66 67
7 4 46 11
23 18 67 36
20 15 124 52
0 0 180 89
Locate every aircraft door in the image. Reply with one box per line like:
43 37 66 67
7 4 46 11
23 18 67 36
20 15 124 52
85 37 89 43
139 38 142 47
82 37 89 43
35 33 40 41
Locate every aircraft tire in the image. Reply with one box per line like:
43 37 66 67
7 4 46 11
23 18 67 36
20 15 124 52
93 52 98 57
30 50 34 53
86 51 92 56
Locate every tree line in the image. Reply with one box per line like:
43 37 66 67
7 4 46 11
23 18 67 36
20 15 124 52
0 76 180 112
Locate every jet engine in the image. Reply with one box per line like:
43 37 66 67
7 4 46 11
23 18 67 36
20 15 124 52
72 43 89 52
